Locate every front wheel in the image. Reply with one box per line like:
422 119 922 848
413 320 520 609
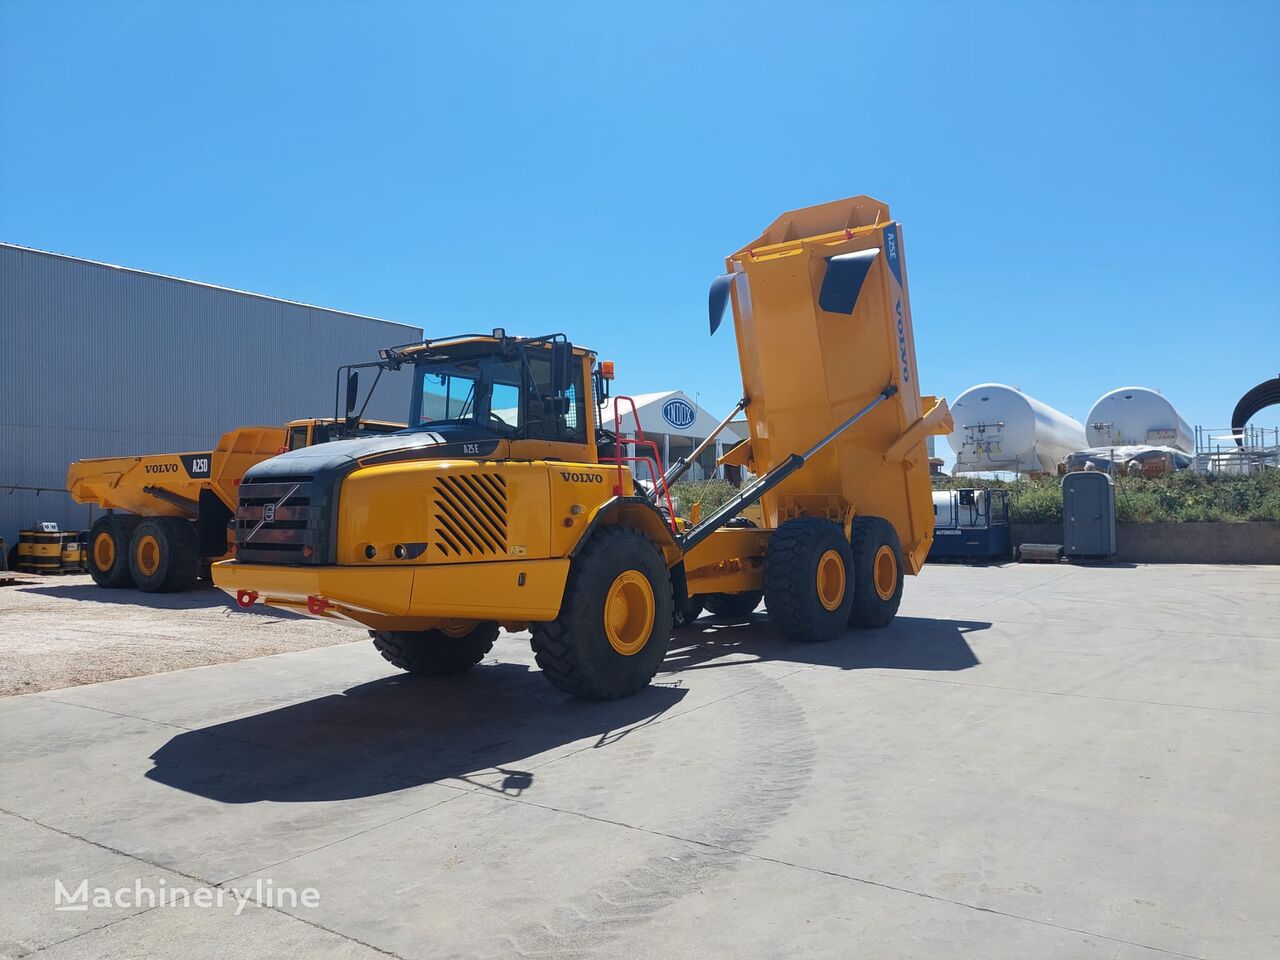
531 526 673 700
673 595 703 628
371 621 499 676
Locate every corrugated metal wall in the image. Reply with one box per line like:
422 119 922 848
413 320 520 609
0 243 422 549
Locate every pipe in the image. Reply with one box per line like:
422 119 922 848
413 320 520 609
678 385 897 552
142 485 199 516
660 397 748 490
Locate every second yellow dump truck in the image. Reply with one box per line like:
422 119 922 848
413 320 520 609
68 418 402 592
213 195 952 699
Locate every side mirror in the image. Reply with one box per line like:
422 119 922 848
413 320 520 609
550 341 573 396
345 371 360 417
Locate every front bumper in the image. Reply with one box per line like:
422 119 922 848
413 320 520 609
212 558 570 629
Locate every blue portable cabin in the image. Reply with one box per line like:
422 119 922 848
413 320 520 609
928 488 1011 561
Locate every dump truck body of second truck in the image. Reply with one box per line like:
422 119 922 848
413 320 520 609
214 195 951 699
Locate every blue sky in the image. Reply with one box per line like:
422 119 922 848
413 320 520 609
2 1 1277 453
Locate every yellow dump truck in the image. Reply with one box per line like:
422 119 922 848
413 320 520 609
68 418 402 592
213 195 952 699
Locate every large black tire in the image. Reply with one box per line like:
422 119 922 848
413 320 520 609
848 515 904 628
88 515 140 588
530 526 673 700
128 517 200 593
371 622 500 676
763 517 854 642
673 595 704 628
701 591 763 618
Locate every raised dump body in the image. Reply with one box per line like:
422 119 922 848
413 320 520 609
709 196 952 574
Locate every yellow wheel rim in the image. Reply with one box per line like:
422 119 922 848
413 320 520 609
136 534 161 577
604 570 655 656
438 619 474 638
874 545 898 601
93 532 116 571
816 549 846 611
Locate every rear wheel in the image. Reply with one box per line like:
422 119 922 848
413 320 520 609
531 526 673 700
848 516 904 628
128 518 199 593
371 621 499 676
763 517 854 642
88 515 139 588
701 591 763 618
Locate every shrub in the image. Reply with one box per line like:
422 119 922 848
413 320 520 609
934 469 1280 523
670 478 739 519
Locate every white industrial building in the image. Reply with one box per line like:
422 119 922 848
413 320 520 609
0 242 421 548
599 391 744 482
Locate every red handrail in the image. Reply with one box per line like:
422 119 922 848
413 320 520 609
600 396 677 531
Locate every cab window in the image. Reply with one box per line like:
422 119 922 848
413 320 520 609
491 381 521 427
525 353 586 443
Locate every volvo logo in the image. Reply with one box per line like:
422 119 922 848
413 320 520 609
895 299 910 384
245 483 299 542
661 397 696 429
144 463 179 474
560 471 604 483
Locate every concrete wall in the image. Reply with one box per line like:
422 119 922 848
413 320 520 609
1012 522 1280 564
0 243 423 548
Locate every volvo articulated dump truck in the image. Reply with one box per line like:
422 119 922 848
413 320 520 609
214 195 952 699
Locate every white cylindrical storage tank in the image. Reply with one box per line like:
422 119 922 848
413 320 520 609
1085 387 1194 453
947 383 1087 474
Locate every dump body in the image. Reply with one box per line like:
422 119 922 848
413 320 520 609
717 196 951 572
67 426 287 517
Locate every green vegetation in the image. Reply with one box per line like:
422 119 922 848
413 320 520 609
934 470 1280 523
671 471 1280 524
670 478 739 519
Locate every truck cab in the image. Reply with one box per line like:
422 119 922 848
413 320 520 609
284 418 405 452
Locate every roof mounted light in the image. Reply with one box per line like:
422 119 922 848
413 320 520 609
492 327 506 340
599 360 615 380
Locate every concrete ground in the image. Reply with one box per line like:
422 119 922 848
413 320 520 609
1 563 1276 959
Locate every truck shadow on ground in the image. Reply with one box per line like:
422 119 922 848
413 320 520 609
145 613 981 805
666 614 988 673
145 664 687 803
15 581 296 617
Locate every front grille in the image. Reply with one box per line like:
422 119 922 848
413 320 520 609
432 473 507 558
235 475 331 564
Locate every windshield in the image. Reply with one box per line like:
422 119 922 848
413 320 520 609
407 344 586 443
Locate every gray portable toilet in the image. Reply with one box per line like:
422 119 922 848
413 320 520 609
1062 471 1117 558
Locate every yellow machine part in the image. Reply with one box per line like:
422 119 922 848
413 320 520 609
214 457 682 631
722 195 952 573
67 425 287 516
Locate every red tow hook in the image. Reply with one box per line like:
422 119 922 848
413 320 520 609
235 590 259 609
307 595 331 615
